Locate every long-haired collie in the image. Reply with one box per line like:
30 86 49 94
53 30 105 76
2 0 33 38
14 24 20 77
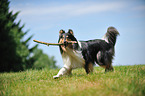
53 27 119 79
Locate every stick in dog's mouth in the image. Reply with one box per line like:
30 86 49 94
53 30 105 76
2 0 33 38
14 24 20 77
60 41 74 52
33 39 77 47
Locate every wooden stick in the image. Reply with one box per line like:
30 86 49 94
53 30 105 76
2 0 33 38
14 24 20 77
33 39 77 46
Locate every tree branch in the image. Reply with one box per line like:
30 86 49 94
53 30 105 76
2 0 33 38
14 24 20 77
33 40 77 46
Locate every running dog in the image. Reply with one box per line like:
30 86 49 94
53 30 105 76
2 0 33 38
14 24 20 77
53 27 119 79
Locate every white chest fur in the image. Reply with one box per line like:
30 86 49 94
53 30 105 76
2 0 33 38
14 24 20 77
62 48 85 69
53 42 85 79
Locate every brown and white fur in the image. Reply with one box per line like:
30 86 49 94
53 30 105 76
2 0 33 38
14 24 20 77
53 27 119 79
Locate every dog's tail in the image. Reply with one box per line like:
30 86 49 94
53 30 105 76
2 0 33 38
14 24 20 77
102 27 119 46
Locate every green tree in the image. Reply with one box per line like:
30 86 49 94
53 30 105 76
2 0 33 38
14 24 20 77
31 48 57 70
0 0 28 72
0 0 57 72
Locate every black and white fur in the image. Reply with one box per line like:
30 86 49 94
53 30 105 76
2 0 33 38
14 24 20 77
53 27 119 79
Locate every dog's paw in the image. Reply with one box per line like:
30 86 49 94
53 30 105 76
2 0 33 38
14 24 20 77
53 75 59 79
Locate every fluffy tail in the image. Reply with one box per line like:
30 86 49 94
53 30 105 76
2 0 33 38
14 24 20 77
103 27 119 46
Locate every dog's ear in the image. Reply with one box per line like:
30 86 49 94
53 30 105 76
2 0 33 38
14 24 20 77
68 29 74 35
59 30 65 36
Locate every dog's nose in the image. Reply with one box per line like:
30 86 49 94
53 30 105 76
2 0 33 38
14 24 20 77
64 40 68 47
64 41 67 44
64 40 68 44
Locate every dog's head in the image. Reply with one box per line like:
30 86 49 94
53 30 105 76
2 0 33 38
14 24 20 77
58 29 77 52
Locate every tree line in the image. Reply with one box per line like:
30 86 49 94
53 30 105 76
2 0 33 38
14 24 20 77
0 0 57 72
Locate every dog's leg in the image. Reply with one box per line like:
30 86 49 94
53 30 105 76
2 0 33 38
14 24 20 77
103 57 114 72
53 67 67 79
53 67 72 79
105 64 114 72
85 62 94 74
98 63 114 72
97 51 114 72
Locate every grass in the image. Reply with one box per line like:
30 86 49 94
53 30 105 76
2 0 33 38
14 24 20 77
0 65 145 96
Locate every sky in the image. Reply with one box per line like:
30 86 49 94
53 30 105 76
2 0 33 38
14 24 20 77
9 0 145 67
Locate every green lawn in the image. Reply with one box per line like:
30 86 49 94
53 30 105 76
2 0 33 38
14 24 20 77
0 65 145 96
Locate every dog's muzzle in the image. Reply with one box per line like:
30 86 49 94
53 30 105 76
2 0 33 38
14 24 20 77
63 41 68 47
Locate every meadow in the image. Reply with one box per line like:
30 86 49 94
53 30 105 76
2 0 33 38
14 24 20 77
0 65 145 96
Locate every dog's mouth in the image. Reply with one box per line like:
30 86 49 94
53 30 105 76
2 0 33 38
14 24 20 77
61 45 67 52
60 41 73 52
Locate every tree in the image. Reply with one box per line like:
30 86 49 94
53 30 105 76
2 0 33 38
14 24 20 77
0 0 57 72
30 48 57 70
0 0 27 71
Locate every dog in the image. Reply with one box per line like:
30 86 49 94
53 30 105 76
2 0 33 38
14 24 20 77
53 27 119 79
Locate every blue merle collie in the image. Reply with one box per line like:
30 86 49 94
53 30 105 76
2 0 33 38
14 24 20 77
53 27 119 79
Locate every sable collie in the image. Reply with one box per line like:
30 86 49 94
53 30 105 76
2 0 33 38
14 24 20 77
53 27 119 79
